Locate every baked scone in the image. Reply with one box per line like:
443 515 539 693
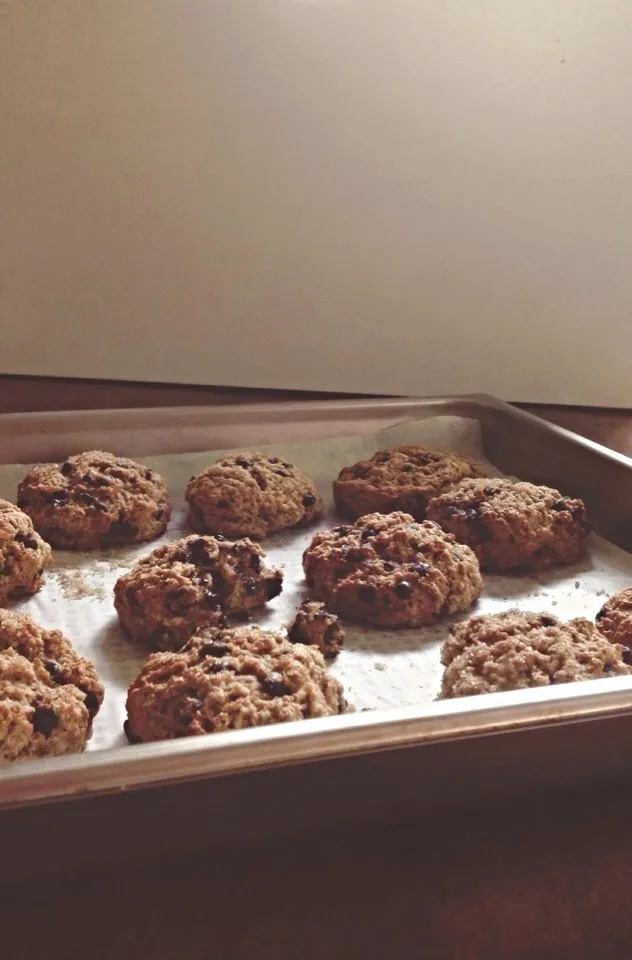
287 600 345 658
114 535 283 650
333 445 484 520
302 511 482 628
0 500 52 604
186 452 322 539
17 451 171 550
0 609 104 761
125 624 347 743
596 587 632 650
426 478 590 572
440 609 632 699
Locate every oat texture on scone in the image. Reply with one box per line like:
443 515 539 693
125 623 347 743
287 599 345 658
114 534 283 650
186 452 322 539
17 450 171 550
595 587 632 649
426 478 589 572
0 499 52 604
332 444 484 521
0 609 104 762
302 511 482 628
440 609 632 699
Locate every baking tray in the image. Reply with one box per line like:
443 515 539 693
1 393 632 885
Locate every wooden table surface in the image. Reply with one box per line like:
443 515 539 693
1 375 632 960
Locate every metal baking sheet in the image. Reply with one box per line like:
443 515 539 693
1 395 632 883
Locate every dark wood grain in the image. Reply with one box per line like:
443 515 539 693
1 374 631 960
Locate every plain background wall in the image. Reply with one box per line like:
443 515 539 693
1 0 631 404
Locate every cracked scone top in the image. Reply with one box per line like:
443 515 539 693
125 624 347 743
333 444 485 520
302 511 483 628
440 609 632 699
114 534 283 651
0 609 104 762
186 452 322 539
0 500 52 604
17 450 171 550
426 478 590 571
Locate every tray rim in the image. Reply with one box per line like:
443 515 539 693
1 392 632 809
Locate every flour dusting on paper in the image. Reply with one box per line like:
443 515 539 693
1 415 631 752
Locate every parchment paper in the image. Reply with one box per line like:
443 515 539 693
2 415 632 752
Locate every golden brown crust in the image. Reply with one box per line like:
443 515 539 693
333 445 485 521
125 624 347 743
0 500 52 604
302 511 482 628
114 535 283 650
595 587 632 648
287 600 345 658
186 452 322 539
0 610 104 761
17 450 171 550
440 609 632 699
426 478 589 572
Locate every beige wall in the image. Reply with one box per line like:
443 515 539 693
1 0 630 403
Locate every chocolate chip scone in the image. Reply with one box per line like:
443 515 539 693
0 500 52 604
596 587 632 648
114 534 283 650
426 478 589 572
302 511 483 628
287 600 345 658
440 609 632 699
333 445 485 521
0 609 104 760
17 451 171 550
125 624 347 743
186 452 322 539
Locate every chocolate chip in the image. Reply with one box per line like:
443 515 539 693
31 705 58 737
302 493 316 508
235 457 250 468
14 532 38 549
622 647 632 666
78 491 108 511
179 713 193 726
105 519 138 540
265 575 283 601
394 580 413 599
123 719 142 744
83 690 100 714
214 533 225 542
243 578 258 595
198 640 229 658
401 463 414 473
269 457 281 464
352 464 371 478
382 561 396 572
204 591 222 610
217 499 230 509
261 672 290 697
249 553 262 572
358 585 377 604
144 469 153 480
43 490 68 505
43 659 63 682
551 499 567 512
360 526 378 540
60 461 73 477
443 505 460 519
410 562 431 575
154 508 167 521
465 508 479 521
332 525 351 535
603 663 612 673
83 473 110 487
540 616 557 627
186 537 211 565
206 661 227 674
